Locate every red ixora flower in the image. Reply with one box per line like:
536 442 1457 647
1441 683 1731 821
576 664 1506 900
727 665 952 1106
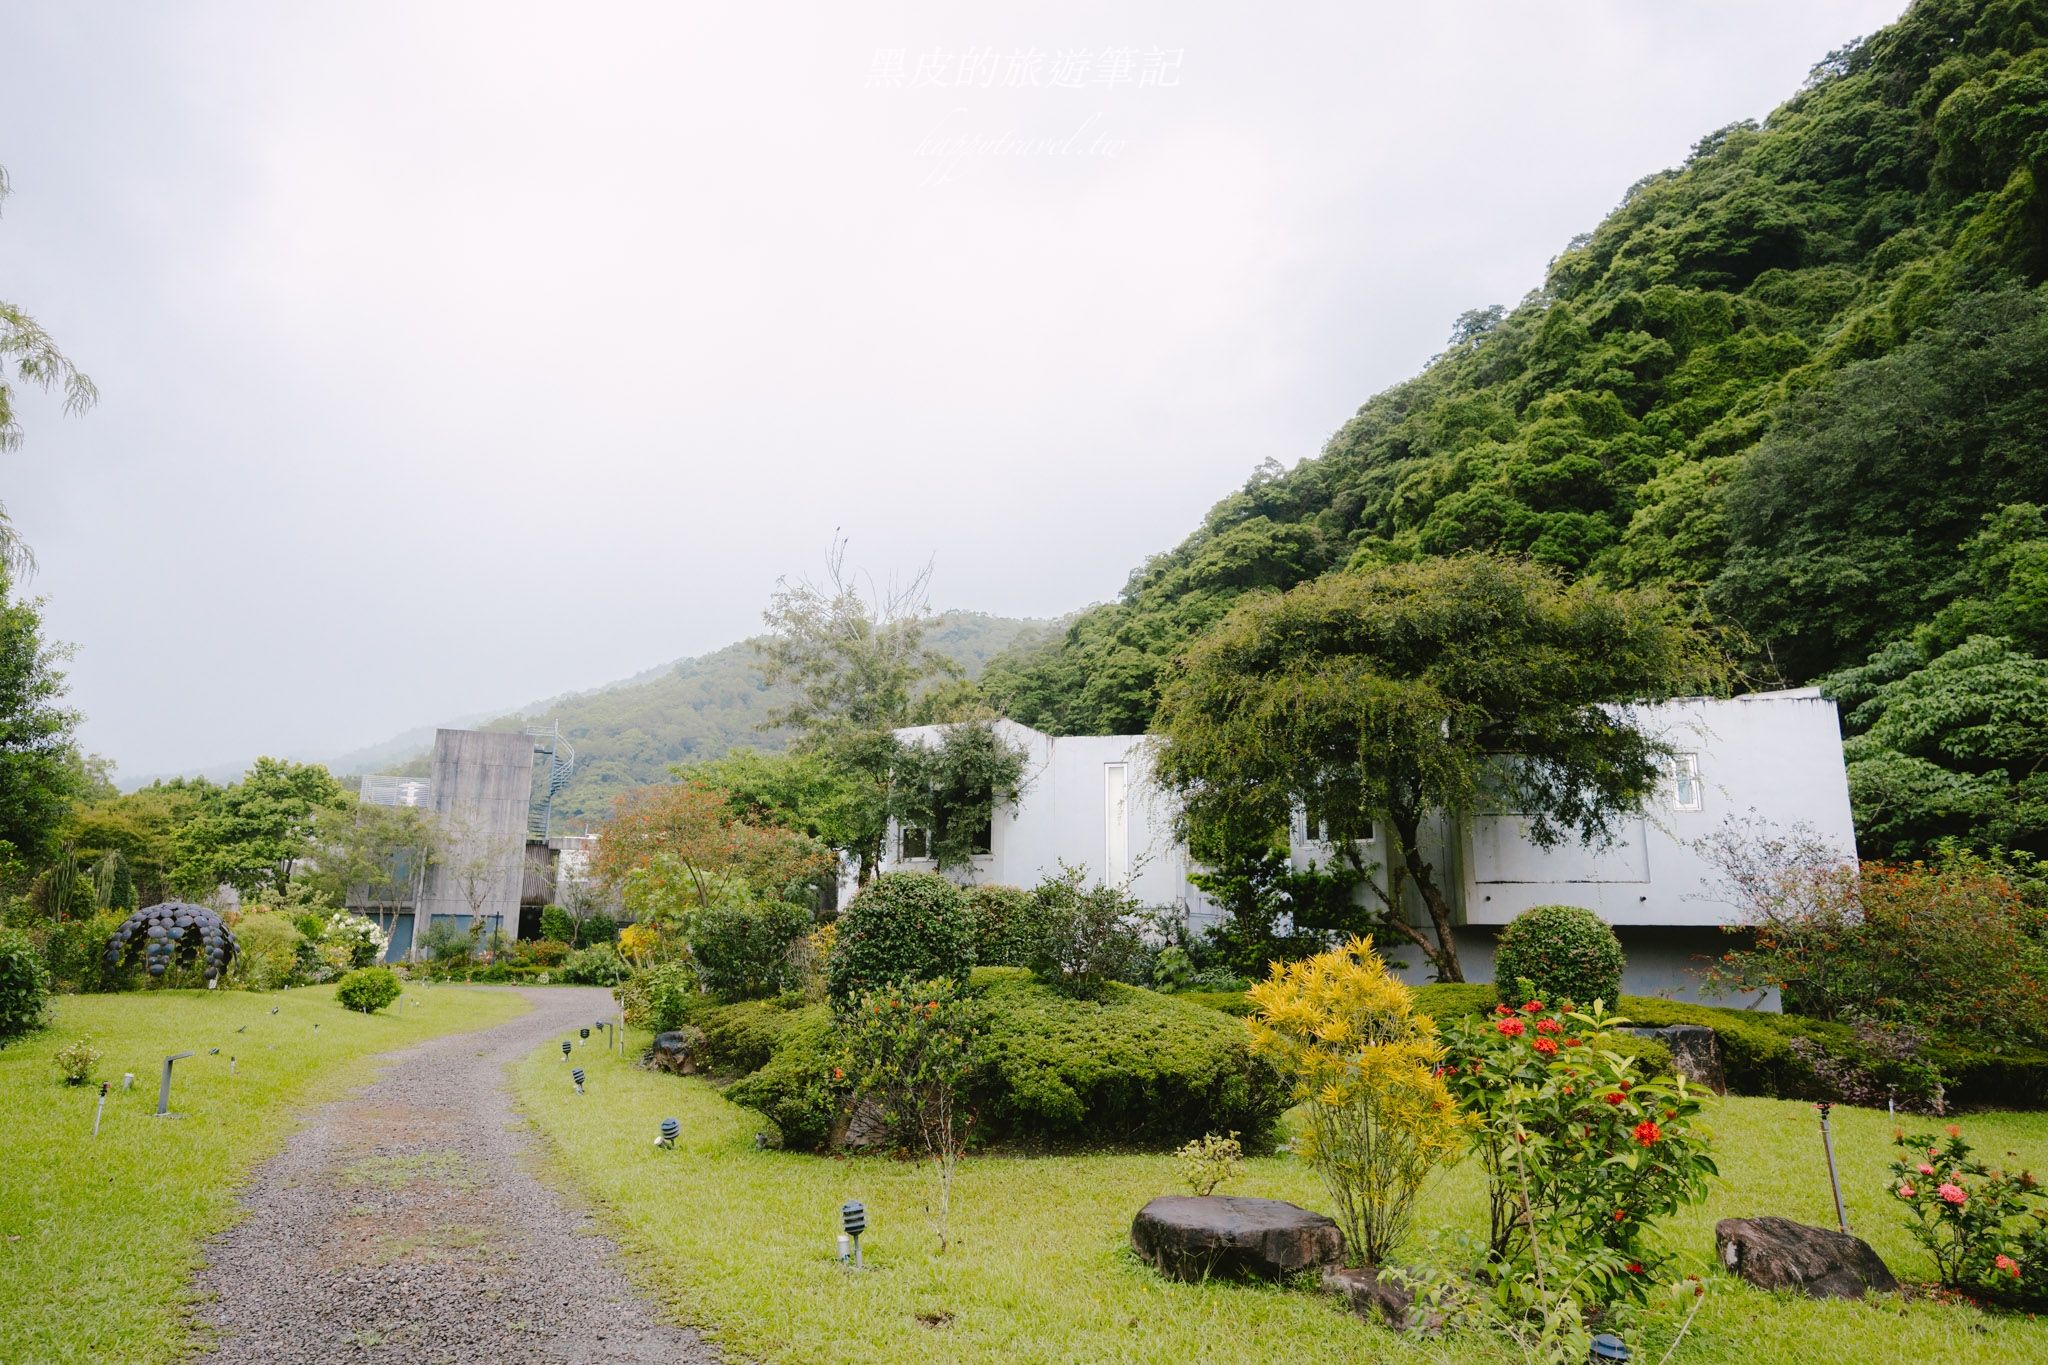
1940 1183 1967 1204
1997 1254 2021 1278
1602 1092 1625 1105
1496 1018 1526 1037
1522 1000 1544 1014
1612 1209 1626 1222
1534 1019 1563 1035
1494 1004 1515 1017
1898 1183 1916 1198
1633 1120 1662 1146
1627 1262 1644 1274
1564 1037 1583 1048
1533 1037 1559 1056
1918 1163 1936 1176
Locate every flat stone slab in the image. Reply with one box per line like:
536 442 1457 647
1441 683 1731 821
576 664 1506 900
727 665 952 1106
1716 1216 1900 1298
1131 1195 1344 1281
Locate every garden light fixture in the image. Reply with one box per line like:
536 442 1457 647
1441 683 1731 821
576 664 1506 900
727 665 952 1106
657 1118 679 1149
841 1200 866 1268
562 1040 573 1059
572 1067 585 1094
1589 1333 1630 1362
93 1081 108 1137
156 1052 195 1118
580 1028 589 1042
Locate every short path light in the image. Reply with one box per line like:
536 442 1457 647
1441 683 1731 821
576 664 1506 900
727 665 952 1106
155 1052 195 1118
841 1200 866 1268
572 1067 585 1095
561 1040 573 1060
656 1118 679 1149
1590 1333 1630 1362
579 1028 589 1043
92 1081 108 1137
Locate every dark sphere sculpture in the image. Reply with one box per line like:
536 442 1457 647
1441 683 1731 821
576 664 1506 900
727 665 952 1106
105 902 240 982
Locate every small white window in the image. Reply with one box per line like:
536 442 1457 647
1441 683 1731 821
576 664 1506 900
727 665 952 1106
1104 763 1129 886
1671 754 1702 811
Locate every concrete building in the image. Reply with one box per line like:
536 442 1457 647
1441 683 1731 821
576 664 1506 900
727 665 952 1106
355 725 577 961
878 689 1857 1005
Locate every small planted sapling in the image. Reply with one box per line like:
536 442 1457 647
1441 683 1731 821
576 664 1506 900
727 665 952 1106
1173 1132 1245 1197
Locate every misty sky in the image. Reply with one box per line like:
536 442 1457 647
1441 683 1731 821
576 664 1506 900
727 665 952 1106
0 1 1907 780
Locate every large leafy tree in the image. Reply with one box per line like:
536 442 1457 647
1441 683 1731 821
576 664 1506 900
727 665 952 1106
0 567 82 867
311 802 440 938
591 781 831 936
753 540 958 882
1152 554 1725 981
62 777 216 908
170 758 347 900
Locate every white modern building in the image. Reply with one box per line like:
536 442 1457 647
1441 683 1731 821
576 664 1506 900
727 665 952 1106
880 688 1857 1005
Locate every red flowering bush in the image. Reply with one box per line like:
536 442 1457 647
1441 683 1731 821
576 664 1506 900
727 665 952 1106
1440 999 1716 1310
1888 1125 2048 1303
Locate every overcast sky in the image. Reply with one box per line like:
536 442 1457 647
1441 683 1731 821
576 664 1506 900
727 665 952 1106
1 1 1907 780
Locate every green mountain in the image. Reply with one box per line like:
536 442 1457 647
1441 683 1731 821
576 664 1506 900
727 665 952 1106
442 612 1050 828
983 0 2048 742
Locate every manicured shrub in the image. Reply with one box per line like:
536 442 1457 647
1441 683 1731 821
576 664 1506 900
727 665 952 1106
335 965 402 1013
558 943 628 986
0 929 50 1040
1490 904 1625 1008
964 884 1039 967
38 913 121 993
724 1005 837 1148
576 910 619 948
618 961 699 1032
538 905 575 944
725 968 1290 1150
232 911 308 990
826 872 973 1003
691 902 812 999
1026 866 1147 997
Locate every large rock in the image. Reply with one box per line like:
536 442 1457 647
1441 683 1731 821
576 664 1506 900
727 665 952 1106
1622 1024 1726 1094
641 1027 706 1075
1715 1217 1899 1298
1131 1196 1344 1282
1323 1265 1435 1331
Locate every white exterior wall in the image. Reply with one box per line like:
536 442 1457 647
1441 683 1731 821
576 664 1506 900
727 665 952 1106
880 721 1204 910
881 692 1854 1005
1454 688 1856 929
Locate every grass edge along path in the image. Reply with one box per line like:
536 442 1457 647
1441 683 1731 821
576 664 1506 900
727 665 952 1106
514 1025 2048 1365
0 983 530 1364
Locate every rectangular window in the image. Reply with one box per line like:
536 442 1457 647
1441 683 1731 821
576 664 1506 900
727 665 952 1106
901 825 929 860
1104 763 1129 886
1671 754 1702 811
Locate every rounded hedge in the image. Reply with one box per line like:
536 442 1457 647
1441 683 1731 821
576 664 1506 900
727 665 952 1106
335 965 402 1013
1491 904 1625 1009
826 871 974 1002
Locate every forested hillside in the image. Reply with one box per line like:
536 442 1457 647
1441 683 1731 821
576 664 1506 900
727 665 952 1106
981 0 2048 859
474 612 1047 827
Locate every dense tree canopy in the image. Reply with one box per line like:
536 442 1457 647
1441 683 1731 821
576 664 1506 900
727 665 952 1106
1151 555 1724 981
982 1 2048 745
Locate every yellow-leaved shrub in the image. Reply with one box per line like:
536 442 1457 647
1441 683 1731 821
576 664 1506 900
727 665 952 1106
1247 935 1470 1266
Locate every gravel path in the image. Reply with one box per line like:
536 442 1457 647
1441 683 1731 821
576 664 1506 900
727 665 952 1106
194 986 717 1364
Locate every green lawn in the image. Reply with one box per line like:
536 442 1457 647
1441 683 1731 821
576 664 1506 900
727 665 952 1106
0 984 528 1364
517 1029 2048 1364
